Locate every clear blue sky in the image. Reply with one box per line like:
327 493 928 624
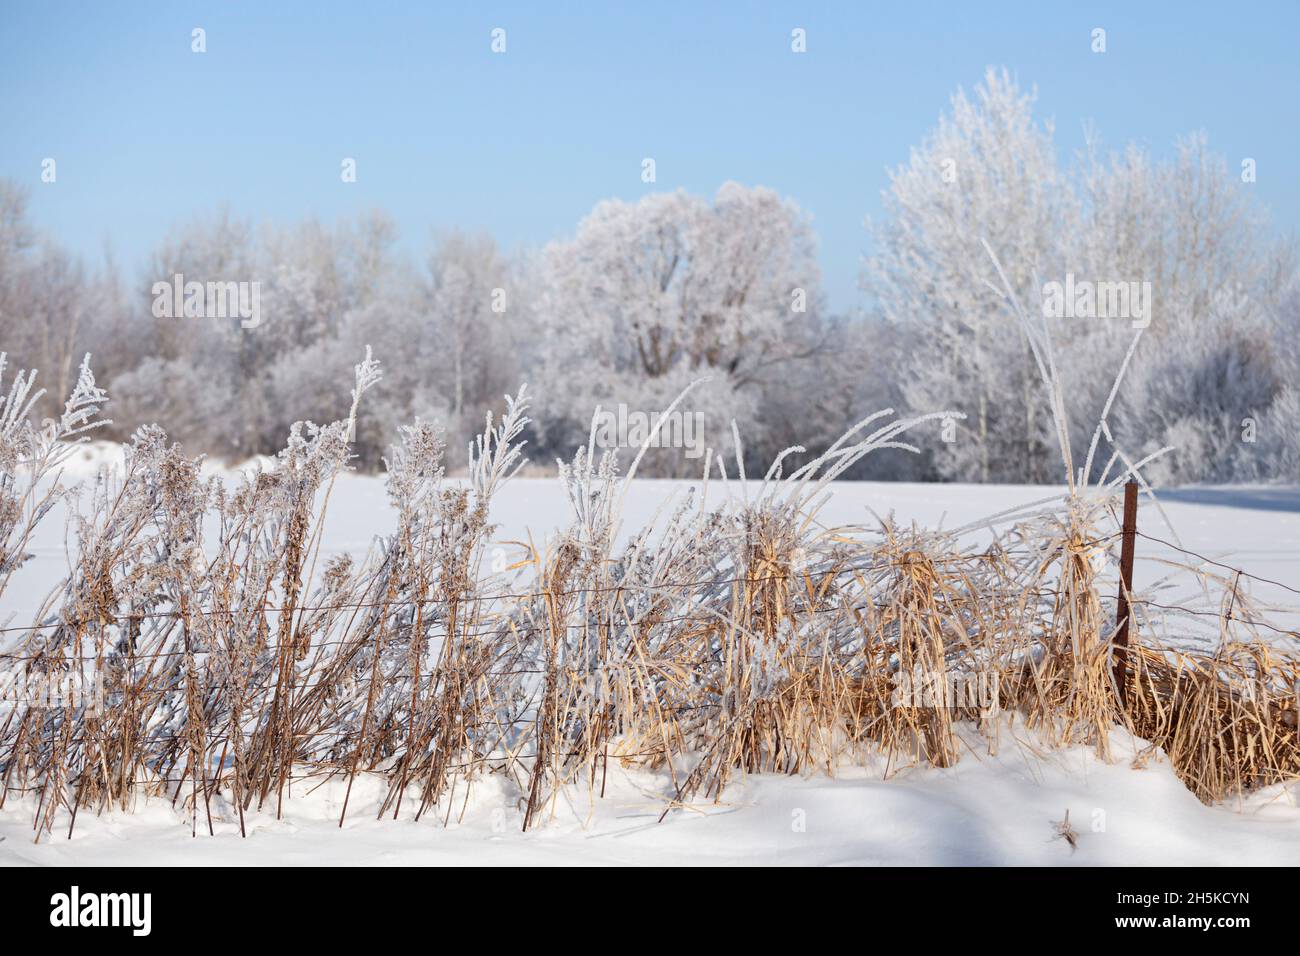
2 1 1297 312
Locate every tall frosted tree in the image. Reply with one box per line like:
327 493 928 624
0 181 131 424
533 182 825 472
865 69 1297 485
866 68 1075 483
1078 135 1296 483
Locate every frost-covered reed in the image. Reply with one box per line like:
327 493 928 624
0 342 1296 843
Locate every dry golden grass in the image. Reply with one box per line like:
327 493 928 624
1 352 1298 844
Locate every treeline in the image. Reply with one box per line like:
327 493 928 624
1 69 1296 483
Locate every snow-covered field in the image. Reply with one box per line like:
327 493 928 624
9 442 1300 632
3 454 1298 866
4 723 1299 866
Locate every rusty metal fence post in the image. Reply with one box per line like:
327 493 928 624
1113 479 1139 706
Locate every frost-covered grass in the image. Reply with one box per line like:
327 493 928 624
1 349 1298 860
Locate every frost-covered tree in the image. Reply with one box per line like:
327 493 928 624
0 181 128 423
866 70 1298 486
77 206 526 470
753 314 933 481
866 68 1075 483
421 231 520 441
533 182 825 472
314 230 521 466
1080 135 1297 483
106 210 404 459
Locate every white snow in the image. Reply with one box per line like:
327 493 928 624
3 720 1297 866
